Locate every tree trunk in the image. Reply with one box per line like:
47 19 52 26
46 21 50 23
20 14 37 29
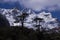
38 21 40 31
22 21 24 28
21 18 24 28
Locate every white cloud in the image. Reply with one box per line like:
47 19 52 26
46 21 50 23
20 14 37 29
0 0 60 11
19 0 60 11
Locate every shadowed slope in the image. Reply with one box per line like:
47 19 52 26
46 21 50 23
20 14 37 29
0 14 10 27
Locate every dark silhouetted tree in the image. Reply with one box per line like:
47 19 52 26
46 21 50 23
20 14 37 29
17 12 29 27
33 17 44 40
33 16 43 31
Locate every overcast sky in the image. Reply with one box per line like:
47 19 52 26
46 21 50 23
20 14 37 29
0 0 60 11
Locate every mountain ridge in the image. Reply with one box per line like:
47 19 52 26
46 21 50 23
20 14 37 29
0 8 60 30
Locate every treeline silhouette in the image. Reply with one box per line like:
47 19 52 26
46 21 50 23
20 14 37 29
0 26 60 40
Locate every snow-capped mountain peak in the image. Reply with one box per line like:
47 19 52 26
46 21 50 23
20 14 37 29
37 11 56 22
0 8 60 30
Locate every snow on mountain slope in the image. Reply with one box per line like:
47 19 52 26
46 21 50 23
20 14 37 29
25 11 59 29
0 8 59 30
37 12 58 29
38 12 56 22
0 8 21 26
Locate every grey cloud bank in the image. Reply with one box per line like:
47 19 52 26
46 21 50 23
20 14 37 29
0 0 60 11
